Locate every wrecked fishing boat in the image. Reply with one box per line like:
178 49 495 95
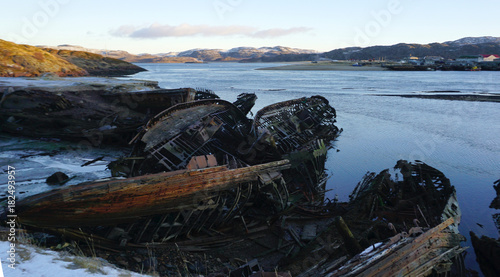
323 160 464 276
272 160 464 277
252 95 340 155
14 94 341 248
111 95 339 195
0 77 219 145
16 158 291 243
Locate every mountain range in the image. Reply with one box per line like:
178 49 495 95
40 45 318 63
40 36 500 63
323 36 500 61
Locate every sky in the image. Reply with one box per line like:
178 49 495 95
1 0 499 54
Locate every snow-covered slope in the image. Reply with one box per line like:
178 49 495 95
445 36 500 45
0 241 147 277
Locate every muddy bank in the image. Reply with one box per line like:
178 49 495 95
378 93 500 103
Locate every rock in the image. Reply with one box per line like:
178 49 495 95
46 172 69 185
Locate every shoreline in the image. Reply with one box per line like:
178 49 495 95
379 93 500 103
257 62 388 71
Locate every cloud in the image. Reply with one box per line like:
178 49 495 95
110 24 312 39
251 27 313 38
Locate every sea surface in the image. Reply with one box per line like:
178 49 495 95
1 62 499 274
130 62 500 274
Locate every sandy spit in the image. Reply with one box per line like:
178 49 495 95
257 62 388 71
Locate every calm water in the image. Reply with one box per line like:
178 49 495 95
130 62 500 273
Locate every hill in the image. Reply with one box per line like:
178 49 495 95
0 39 145 77
0 39 87 77
42 48 146 76
323 36 500 61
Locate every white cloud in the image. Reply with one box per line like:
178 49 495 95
251 27 313 38
110 23 312 39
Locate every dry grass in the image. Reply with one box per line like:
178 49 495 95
0 39 86 77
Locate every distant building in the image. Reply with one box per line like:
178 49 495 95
456 55 482 64
423 56 444 65
481 54 500 61
456 54 500 63
401 56 420 64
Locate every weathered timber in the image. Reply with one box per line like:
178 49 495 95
113 95 340 185
330 218 465 277
348 160 459 230
253 95 340 154
114 99 254 176
334 216 363 257
17 159 290 228
282 160 464 277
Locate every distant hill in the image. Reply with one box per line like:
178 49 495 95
36 36 500 65
42 48 146 76
323 36 500 61
444 36 500 45
176 46 317 61
0 39 145 77
41 45 318 63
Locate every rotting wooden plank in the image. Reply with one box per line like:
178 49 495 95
365 235 463 276
195 156 208 169
334 216 363 257
406 246 465 276
207 154 217 167
332 218 457 277
17 160 291 228
356 221 456 276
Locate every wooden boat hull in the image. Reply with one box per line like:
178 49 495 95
17 159 290 228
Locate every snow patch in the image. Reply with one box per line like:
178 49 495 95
0 241 147 277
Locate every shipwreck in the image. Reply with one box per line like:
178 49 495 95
14 94 341 247
4 85 466 276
